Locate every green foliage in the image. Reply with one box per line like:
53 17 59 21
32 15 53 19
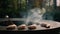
20 0 27 11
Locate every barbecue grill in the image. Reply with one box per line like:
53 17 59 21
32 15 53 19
0 18 60 34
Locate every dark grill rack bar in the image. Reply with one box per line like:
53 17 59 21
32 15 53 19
0 18 26 21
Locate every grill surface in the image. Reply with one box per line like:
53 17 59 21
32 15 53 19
0 19 60 31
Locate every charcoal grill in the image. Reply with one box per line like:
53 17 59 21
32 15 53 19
0 18 60 34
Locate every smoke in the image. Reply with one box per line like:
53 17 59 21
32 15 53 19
25 7 46 25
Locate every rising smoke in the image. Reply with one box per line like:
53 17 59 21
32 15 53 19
25 7 47 25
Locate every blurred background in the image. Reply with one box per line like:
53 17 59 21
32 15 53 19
0 0 60 26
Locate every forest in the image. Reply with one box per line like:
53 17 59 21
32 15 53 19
0 0 60 22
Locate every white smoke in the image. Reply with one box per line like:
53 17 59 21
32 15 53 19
25 7 46 25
